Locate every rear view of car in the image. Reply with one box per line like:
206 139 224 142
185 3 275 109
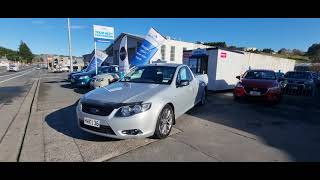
233 69 282 103
7 64 19 72
281 71 316 96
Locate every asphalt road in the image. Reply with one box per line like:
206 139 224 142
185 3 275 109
13 70 320 162
0 67 40 151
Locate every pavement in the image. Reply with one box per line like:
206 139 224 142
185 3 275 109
2 69 320 162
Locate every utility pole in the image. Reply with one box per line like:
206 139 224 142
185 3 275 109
67 18 73 72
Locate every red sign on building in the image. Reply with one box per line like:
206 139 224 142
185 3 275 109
220 52 227 58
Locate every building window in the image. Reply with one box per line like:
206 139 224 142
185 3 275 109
170 46 175 61
161 45 166 60
183 47 187 51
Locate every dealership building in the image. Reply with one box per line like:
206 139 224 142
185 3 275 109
183 48 296 91
105 33 211 65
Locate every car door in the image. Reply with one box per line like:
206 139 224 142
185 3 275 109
172 66 195 117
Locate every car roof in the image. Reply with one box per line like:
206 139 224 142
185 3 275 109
143 63 183 68
247 69 275 72
286 71 311 74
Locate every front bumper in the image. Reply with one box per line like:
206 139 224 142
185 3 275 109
234 87 281 101
282 83 313 91
71 78 91 87
76 103 158 139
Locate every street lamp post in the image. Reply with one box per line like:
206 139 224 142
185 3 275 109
67 18 73 72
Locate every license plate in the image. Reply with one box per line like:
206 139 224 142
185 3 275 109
83 117 100 128
250 91 261 96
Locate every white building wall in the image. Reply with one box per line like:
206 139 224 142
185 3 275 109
245 53 295 73
214 49 247 91
212 50 296 91
185 48 296 91
207 50 219 91
151 39 210 64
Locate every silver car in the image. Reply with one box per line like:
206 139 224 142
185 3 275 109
76 63 207 139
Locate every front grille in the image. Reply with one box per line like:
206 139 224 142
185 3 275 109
79 120 116 135
244 87 268 94
82 103 114 116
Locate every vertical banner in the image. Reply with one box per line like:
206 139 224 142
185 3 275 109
93 25 114 74
86 50 108 72
118 35 129 78
130 27 166 66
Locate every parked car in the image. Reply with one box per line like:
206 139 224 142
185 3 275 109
311 71 320 86
70 66 109 88
281 71 316 96
60 66 69 72
7 64 19 72
90 65 119 89
68 68 87 81
76 63 208 139
233 69 282 103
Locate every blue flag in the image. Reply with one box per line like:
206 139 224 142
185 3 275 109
130 28 166 67
86 50 108 72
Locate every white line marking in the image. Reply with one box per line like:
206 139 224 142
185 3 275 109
0 68 33 78
0 69 35 85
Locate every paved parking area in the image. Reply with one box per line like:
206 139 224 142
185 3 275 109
19 71 320 161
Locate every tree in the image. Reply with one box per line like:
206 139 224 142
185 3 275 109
262 48 274 54
291 49 304 56
203 42 227 48
278 48 290 54
306 43 320 62
18 41 34 63
228 45 237 49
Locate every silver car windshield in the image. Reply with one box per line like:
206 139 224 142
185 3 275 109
120 66 177 85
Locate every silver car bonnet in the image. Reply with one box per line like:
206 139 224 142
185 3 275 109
83 82 169 104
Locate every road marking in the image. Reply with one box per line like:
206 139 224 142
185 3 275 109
0 69 35 85
0 68 33 78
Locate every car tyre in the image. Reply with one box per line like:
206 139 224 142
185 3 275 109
199 88 207 106
153 104 174 139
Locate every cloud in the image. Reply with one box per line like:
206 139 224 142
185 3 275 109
31 20 46 24
70 25 87 29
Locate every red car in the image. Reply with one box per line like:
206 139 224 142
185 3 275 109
233 69 282 103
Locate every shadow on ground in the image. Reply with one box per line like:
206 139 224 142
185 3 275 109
45 80 69 84
73 87 92 94
186 91 320 161
0 85 30 104
45 101 119 142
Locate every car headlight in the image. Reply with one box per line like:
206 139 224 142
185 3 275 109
117 103 151 117
79 75 89 80
235 82 244 88
78 98 83 110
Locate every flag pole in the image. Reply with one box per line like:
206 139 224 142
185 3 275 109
95 41 97 75
67 18 73 72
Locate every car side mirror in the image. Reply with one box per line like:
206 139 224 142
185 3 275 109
177 80 189 87
236 76 240 80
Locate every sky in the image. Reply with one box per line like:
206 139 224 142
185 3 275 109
0 18 320 56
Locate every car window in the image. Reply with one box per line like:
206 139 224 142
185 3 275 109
120 66 176 85
177 66 192 82
243 70 276 80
